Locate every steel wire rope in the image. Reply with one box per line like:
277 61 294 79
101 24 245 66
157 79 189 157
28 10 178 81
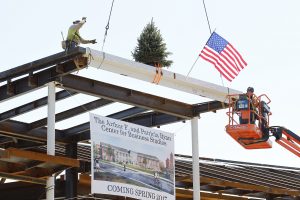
186 0 225 89
185 57 200 79
59 84 89 112
173 120 189 137
98 0 115 69
205 0 226 87
202 0 225 87
202 0 212 34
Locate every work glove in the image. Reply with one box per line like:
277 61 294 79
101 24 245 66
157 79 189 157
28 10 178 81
90 39 97 44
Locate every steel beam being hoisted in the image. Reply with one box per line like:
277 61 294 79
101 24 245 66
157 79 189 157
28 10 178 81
84 49 242 103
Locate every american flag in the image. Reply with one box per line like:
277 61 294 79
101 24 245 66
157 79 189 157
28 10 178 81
199 32 247 82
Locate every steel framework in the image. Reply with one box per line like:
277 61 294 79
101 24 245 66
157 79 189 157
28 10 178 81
0 47 298 199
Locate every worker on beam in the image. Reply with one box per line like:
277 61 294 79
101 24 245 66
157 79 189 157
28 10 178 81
63 17 97 50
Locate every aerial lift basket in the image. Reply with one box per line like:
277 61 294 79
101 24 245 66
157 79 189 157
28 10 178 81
225 94 272 149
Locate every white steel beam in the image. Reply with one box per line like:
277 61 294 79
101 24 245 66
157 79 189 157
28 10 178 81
191 117 200 200
46 81 55 200
85 49 242 102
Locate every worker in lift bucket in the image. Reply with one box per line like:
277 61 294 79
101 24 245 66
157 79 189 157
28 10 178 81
237 87 258 124
246 87 258 124
63 17 97 50
246 87 254 98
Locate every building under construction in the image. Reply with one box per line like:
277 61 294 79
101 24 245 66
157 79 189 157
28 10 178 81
0 47 299 199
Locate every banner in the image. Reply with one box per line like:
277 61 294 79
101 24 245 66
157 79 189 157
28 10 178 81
90 113 175 200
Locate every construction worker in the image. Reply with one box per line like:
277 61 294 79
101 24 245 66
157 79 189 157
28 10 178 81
246 87 259 124
246 87 259 107
235 87 258 124
65 17 97 50
246 87 254 99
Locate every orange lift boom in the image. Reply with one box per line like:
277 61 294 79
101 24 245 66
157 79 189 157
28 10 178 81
225 93 300 158
271 126 300 158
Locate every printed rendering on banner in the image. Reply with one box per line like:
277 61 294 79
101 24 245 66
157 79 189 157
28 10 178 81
90 113 175 200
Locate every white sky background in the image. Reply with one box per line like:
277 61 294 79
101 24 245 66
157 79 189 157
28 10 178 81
1 0 300 167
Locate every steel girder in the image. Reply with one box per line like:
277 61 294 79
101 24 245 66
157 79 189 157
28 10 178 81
0 60 81 103
64 106 147 136
0 108 155 144
0 52 227 146
56 74 195 118
193 101 228 114
28 98 113 130
0 120 65 144
0 90 77 122
65 112 182 142
0 47 86 83
0 103 225 145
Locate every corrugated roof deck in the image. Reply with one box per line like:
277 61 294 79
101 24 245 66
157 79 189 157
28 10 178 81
32 144 300 199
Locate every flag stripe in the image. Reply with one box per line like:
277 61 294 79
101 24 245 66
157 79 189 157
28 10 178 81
201 49 235 79
220 51 240 74
221 49 240 72
204 47 238 76
205 47 238 76
200 50 234 81
224 46 243 70
228 44 247 67
220 49 239 72
226 45 245 70
200 54 233 82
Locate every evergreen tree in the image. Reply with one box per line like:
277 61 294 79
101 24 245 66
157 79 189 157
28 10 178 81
132 19 173 68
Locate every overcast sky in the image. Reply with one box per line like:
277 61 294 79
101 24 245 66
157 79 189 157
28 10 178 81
1 0 300 167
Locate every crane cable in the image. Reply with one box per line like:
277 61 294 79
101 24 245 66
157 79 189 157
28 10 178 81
202 0 225 87
202 0 212 35
187 0 225 88
98 0 115 68
101 0 115 52
186 0 211 78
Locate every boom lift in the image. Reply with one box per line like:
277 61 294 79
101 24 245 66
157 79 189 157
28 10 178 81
226 93 300 157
